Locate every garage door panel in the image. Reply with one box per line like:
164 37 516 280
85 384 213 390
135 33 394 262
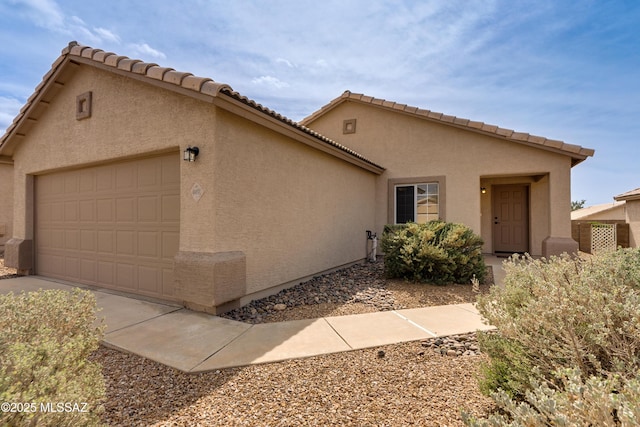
36 154 180 301
116 263 135 290
51 202 64 222
97 261 114 285
162 231 179 259
162 268 175 298
79 200 95 221
138 196 159 222
138 231 158 258
51 229 64 249
97 230 114 253
116 230 135 255
65 257 79 278
138 266 160 294
65 229 78 250
162 156 180 185
80 259 96 282
116 198 136 222
116 164 136 190
97 199 114 222
162 194 180 221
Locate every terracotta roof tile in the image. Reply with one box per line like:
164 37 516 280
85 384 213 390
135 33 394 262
146 66 174 81
92 51 112 63
527 135 546 144
163 70 192 85
181 75 213 91
0 42 383 172
117 58 142 72
80 48 97 59
131 62 157 74
543 139 564 149
104 54 127 68
496 127 513 137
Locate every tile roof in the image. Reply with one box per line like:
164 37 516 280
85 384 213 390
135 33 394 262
301 91 595 166
0 42 384 173
614 187 640 201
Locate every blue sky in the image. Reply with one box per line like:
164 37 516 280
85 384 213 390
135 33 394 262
1 0 638 206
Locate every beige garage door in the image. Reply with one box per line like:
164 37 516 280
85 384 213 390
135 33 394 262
36 154 180 301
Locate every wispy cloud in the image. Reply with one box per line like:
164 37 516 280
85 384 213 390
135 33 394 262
8 0 164 60
127 43 166 60
0 96 24 130
251 76 290 89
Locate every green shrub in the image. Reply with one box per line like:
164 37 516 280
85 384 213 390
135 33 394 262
0 289 105 426
381 221 486 285
470 248 640 424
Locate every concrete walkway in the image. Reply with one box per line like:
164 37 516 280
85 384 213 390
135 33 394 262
0 257 505 373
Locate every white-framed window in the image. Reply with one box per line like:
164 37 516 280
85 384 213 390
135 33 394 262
395 183 439 224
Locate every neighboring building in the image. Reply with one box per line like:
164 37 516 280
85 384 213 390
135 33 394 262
615 188 640 248
571 201 626 221
0 42 595 313
571 201 629 253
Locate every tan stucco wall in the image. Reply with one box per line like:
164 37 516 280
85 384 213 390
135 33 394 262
306 101 575 256
209 110 376 295
626 200 640 248
0 162 13 251
8 64 377 306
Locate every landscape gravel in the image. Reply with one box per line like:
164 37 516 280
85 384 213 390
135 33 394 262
1 257 497 426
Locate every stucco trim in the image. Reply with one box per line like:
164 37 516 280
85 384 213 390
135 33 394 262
387 176 446 224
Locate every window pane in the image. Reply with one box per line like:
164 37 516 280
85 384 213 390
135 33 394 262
418 183 439 223
396 186 414 223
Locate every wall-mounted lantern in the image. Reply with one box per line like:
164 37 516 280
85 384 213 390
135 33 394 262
183 146 199 162
481 187 487 194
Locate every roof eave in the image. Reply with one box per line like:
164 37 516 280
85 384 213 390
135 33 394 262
214 93 384 174
303 91 595 166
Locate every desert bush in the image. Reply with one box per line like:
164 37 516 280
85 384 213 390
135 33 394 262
381 221 486 285
0 289 105 426
464 368 640 426
469 248 640 424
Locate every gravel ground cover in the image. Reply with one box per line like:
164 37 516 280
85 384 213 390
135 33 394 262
1 257 496 426
0 256 18 279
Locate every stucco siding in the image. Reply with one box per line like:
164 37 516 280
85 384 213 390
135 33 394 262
211 110 376 295
0 162 12 250
626 200 640 248
306 101 574 256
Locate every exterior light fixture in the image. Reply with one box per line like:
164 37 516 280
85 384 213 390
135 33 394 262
481 187 487 194
183 146 199 162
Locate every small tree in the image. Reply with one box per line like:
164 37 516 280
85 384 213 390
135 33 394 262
571 199 586 211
